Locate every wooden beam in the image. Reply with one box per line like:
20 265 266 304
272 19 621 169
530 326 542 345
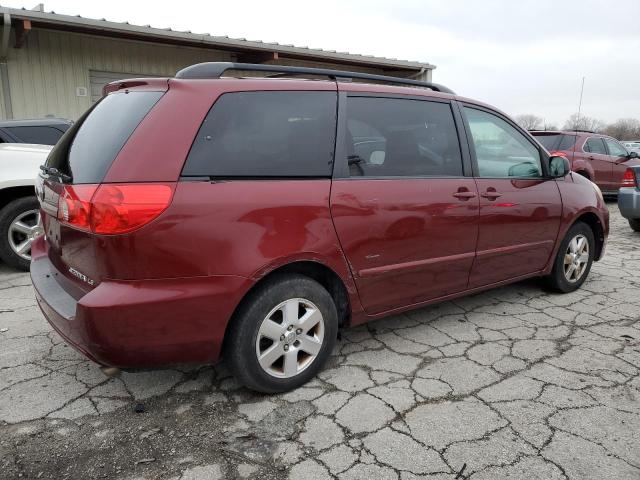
14 19 32 48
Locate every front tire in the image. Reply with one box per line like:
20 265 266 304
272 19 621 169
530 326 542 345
0 197 42 271
629 219 640 232
544 222 595 293
225 274 338 393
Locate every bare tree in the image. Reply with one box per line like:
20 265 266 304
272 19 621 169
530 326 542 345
602 118 640 140
563 113 605 133
514 114 543 130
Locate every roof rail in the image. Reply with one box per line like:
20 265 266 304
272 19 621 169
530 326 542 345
175 62 455 94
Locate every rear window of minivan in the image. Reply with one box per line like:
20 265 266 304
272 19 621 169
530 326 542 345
531 133 576 152
182 91 337 178
46 91 163 184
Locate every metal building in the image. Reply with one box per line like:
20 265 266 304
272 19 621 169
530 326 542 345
0 5 436 121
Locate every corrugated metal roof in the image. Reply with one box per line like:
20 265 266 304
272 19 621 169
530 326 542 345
0 5 435 71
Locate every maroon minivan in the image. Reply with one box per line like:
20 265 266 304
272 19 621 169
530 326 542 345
32 63 609 392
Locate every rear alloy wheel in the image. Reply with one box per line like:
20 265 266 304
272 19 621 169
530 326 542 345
0 197 42 271
544 222 595 293
226 274 338 393
629 219 640 232
256 298 325 378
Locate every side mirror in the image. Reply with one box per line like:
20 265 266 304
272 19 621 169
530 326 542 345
629 151 638 159
549 156 570 178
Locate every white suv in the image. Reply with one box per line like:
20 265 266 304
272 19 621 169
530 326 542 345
0 143 52 270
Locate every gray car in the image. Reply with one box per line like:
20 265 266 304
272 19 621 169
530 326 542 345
619 165 640 231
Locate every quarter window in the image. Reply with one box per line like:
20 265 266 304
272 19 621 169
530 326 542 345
584 138 607 155
183 91 336 178
345 97 463 177
604 138 628 157
464 107 542 178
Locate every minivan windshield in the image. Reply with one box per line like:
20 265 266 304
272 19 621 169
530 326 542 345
46 91 163 184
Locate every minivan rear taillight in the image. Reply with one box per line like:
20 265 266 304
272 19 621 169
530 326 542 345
621 168 638 188
57 183 174 234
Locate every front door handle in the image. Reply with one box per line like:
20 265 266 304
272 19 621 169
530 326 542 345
481 190 502 200
453 191 476 200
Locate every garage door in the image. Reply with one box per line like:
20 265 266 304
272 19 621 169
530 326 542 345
89 70 160 103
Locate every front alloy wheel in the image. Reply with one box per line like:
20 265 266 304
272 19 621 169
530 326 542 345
563 234 589 283
0 196 42 271
544 221 595 293
8 209 42 262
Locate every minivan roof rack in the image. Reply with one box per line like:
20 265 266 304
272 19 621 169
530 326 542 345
175 62 455 94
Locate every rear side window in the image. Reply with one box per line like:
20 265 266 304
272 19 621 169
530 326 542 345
46 91 163 184
5 126 66 145
345 97 463 177
584 137 607 155
183 91 337 177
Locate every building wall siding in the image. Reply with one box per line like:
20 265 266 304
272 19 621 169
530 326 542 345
5 28 232 120
2 27 431 121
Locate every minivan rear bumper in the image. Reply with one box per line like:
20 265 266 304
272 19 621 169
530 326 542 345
31 236 253 368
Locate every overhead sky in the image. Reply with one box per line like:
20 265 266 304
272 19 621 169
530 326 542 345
4 0 639 125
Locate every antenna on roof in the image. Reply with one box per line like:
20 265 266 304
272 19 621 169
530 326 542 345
575 76 585 131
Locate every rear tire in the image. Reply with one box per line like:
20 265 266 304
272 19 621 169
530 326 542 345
544 222 595 293
0 197 41 271
225 274 338 393
629 219 640 232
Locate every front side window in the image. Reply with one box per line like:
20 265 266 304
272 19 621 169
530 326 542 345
584 137 607 155
464 107 542 178
345 97 463 177
604 138 628 157
183 91 336 177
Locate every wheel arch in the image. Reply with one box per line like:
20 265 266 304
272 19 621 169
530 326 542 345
574 211 605 260
222 260 352 354
0 186 36 210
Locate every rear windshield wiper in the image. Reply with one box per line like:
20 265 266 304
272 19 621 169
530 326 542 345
40 165 72 183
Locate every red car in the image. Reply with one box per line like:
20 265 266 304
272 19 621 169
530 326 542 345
32 63 609 392
531 130 640 194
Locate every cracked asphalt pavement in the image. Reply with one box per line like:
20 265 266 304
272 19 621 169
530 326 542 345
1 202 639 480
